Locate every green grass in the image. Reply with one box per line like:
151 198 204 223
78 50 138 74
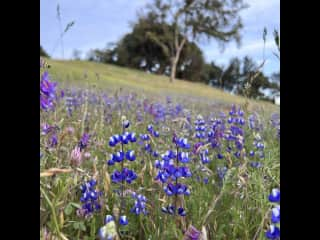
40 59 280 240
45 58 278 114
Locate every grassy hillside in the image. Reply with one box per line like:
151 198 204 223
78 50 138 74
45 58 279 113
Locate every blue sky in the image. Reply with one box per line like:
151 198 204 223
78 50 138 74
40 0 279 76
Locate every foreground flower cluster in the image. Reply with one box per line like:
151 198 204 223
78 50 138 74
40 60 280 239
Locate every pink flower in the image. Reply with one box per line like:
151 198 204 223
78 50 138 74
84 152 91 159
66 127 75 135
71 147 82 166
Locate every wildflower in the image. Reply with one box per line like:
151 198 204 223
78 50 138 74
268 188 280 202
71 147 82 166
250 161 263 168
50 134 58 147
128 132 137 142
200 149 210 164
265 225 280 239
79 133 90 151
66 126 75 135
130 193 147 215
126 150 136 161
203 177 209 184
119 215 128 225
217 166 228 180
178 207 186 216
163 183 190 196
115 151 125 162
79 179 102 217
41 123 52 135
111 168 137 184
40 71 57 111
271 205 280 223
217 153 224 159
183 225 201 240
177 138 191 149
109 135 119 147
178 152 190 163
104 215 114 224
161 204 176 215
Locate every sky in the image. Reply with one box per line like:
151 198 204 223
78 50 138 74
40 0 279 76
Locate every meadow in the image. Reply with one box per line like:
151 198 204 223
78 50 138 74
40 58 280 240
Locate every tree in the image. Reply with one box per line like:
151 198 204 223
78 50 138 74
220 57 241 91
144 0 247 82
236 56 271 99
40 45 50 58
100 13 207 82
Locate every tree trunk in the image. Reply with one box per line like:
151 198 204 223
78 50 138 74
170 57 178 83
169 38 186 83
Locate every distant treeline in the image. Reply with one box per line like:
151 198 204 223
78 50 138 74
40 45 50 58
83 15 279 100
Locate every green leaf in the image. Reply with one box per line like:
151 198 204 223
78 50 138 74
64 203 73 215
79 222 86 231
73 222 79 230
70 202 81 209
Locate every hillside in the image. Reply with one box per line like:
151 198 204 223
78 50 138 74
44 58 279 113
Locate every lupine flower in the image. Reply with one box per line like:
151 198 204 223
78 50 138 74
126 150 136 161
183 225 201 240
79 133 90 151
111 168 137 184
176 138 191 149
140 134 150 141
161 204 176 215
104 215 114 224
271 205 280 223
268 188 280 202
78 179 102 217
217 153 224 159
119 215 128 225
107 154 116 166
200 149 210 164
203 177 209 184
130 192 147 215
178 152 190 163
265 224 280 239
217 166 228 180
50 134 58 147
250 161 263 168
41 123 52 135
163 183 190 196
178 207 186 216
40 71 57 111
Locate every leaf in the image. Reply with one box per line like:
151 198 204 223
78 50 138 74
73 222 79 230
64 203 73 216
70 202 81 209
79 222 86 231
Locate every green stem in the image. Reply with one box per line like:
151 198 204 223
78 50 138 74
40 187 61 237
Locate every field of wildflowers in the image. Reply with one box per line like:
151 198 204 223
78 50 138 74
40 58 280 240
